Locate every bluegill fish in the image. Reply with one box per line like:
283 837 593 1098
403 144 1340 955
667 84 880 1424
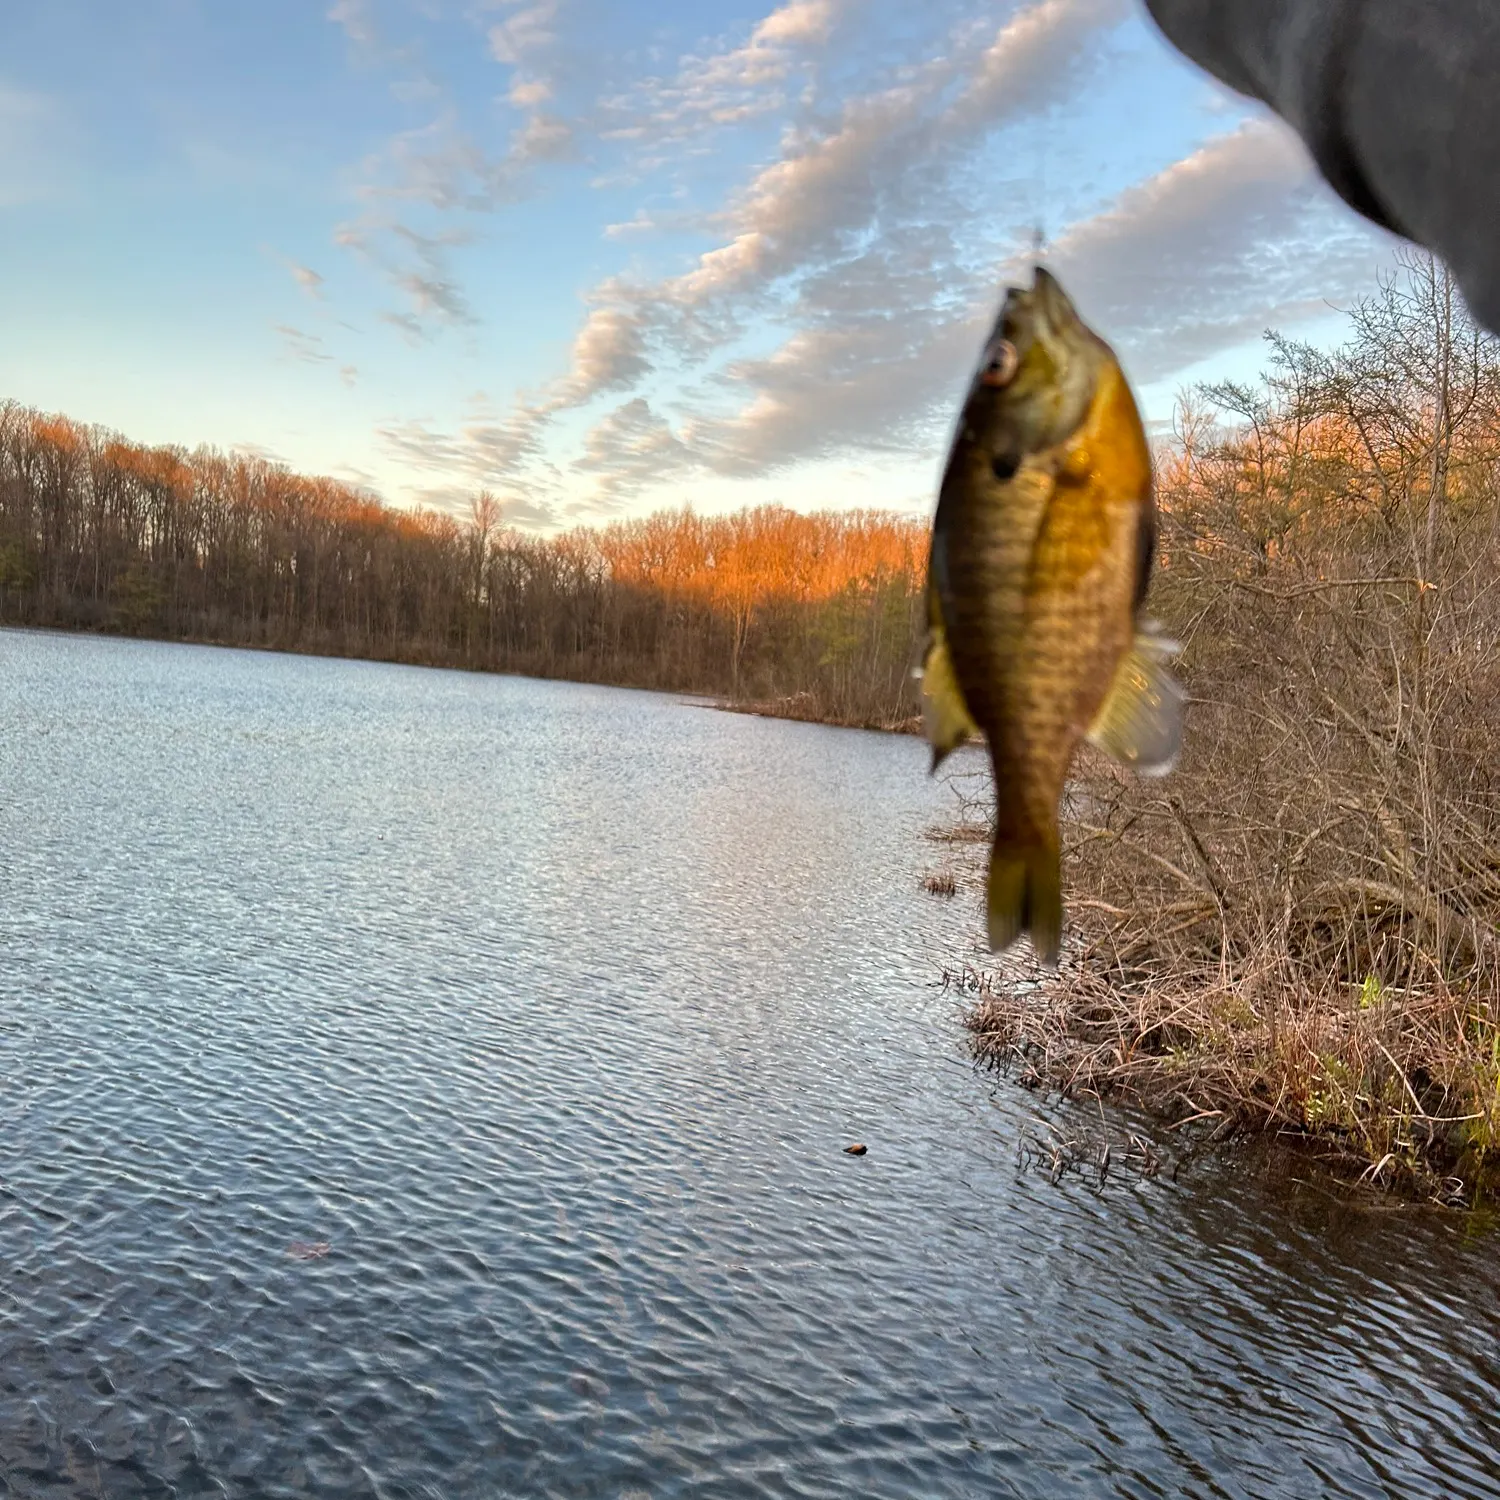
923 267 1182 965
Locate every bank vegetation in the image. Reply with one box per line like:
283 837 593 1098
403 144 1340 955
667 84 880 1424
965 252 1500 1202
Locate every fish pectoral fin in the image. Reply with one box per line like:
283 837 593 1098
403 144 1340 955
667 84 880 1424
920 628 979 773
1086 625 1184 776
987 838 1063 968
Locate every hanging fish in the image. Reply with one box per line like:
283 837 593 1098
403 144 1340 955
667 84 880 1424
922 267 1182 965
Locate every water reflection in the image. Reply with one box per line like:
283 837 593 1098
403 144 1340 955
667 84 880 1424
1 627 1499 1497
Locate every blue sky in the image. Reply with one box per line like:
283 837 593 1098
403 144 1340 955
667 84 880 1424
0 0 1400 528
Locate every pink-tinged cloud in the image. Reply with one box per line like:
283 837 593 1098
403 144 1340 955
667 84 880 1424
684 118 1397 480
1047 118 1400 382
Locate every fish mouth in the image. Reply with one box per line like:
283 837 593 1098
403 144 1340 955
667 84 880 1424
974 264 1099 451
1003 265 1079 347
1031 266 1078 336
979 266 1066 389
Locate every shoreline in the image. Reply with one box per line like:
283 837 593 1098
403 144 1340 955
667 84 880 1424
1 620 918 730
711 693 922 735
924 818 1500 1207
951 935 1498 1206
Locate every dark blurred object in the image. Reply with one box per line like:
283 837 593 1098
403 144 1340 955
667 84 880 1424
1144 0 1500 332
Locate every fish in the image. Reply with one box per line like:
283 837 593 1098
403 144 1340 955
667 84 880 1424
921 266 1182 966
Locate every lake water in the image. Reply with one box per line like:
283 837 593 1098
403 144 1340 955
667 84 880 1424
3 628 1500 1498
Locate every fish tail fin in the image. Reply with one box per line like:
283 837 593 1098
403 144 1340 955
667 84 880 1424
920 626 979 774
987 833 1063 968
1086 624 1184 776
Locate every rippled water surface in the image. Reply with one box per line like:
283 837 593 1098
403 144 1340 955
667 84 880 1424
4 629 1500 1498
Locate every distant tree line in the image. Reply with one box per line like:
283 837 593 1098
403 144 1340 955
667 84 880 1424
0 402 925 728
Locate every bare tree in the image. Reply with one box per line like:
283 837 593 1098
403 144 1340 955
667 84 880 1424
0 411 925 727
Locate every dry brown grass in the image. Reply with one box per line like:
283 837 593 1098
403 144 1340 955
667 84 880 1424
963 959 1500 1202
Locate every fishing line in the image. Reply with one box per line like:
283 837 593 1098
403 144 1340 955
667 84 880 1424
1029 102 1051 267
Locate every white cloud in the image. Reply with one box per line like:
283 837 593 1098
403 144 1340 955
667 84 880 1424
351 111 522 213
568 0 1132 386
557 308 653 402
331 0 583 338
689 307 982 479
371 0 1135 506
378 402 552 485
508 77 554 109
477 0 1125 503
508 110 576 166
327 0 378 50
659 0 1125 303
576 397 696 499
486 0 574 178
355 0 1393 516
336 212 479 339
948 0 1128 131
389 224 477 327
754 0 836 47
668 117 1399 481
488 1 562 67
600 0 846 144
275 324 335 366
1045 118 1399 382
232 441 293 467
392 270 471 326
288 261 326 298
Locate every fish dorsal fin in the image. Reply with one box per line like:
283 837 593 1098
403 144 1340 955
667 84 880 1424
920 615 979 773
1086 625 1183 775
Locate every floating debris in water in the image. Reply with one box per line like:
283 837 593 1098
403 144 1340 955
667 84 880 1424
843 1143 868 1157
922 871 958 897
287 1240 331 1260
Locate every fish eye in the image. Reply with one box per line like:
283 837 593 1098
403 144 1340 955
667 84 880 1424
979 339 1019 388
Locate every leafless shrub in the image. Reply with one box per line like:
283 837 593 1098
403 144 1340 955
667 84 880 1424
967 253 1500 1201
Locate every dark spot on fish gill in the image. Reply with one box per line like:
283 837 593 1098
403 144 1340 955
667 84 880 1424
991 451 1021 482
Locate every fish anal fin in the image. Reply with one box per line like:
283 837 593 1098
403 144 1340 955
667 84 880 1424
987 837 1062 968
1087 627 1184 776
921 627 979 773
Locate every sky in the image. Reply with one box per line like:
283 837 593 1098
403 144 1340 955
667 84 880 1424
0 0 1402 529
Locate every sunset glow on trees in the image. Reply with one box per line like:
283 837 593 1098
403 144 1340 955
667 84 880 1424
0 402 926 727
